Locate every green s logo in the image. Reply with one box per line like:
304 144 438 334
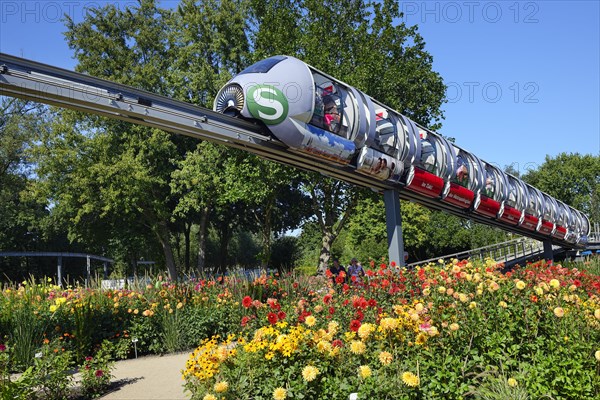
247 85 289 125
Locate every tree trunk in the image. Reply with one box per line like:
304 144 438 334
259 200 273 269
317 231 335 275
217 222 232 275
184 221 191 271
155 220 178 280
196 206 209 273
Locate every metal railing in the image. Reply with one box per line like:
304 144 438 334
407 237 551 268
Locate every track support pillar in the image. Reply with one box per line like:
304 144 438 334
384 190 405 267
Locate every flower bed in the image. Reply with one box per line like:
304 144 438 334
182 259 600 399
1 258 599 399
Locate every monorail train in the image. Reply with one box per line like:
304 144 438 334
214 55 591 246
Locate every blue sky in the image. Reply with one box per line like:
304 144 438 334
1 0 598 174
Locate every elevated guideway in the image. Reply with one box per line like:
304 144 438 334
0 53 594 265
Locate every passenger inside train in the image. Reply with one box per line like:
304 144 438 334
323 95 341 133
484 176 495 197
453 156 469 187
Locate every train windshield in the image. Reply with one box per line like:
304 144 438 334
237 56 287 75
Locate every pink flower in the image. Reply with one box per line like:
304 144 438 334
0 343 6 352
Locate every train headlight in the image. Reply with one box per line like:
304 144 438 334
215 84 244 115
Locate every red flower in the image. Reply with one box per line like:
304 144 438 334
0 344 7 352
277 311 286 321
355 310 364 321
85 356 93 361
328 306 335 315
349 319 361 332
267 312 278 325
367 299 377 307
323 294 332 304
242 296 252 308
95 370 104 377
241 316 251 326
530 295 538 303
332 339 343 348
390 261 396 267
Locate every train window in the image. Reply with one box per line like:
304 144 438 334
374 109 398 155
310 83 344 135
542 194 556 221
419 130 437 173
483 166 496 198
506 176 522 209
453 155 469 188
525 186 542 216
557 201 569 226
237 56 287 75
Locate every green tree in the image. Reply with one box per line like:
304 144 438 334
522 153 600 225
0 99 53 262
59 1 187 279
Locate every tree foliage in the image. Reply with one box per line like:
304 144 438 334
522 153 600 224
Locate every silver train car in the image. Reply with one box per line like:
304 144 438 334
214 55 591 246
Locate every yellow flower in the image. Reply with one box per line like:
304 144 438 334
438 286 446 294
594 309 600 320
458 293 468 303
177 302 183 309
414 303 424 312
273 387 287 400
379 317 399 331
316 340 332 353
422 287 431 296
595 350 600 362
498 301 508 308
214 381 228 393
535 286 544 296
402 371 420 387
49 305 57 312
327 321 339 334
488 281 500 291
302 365 319 382
515 280 526 290
415 333 428 345
358 365 372 379
507 378 518 387
350 340 366 355
469 302 477 309
549 279 560 289
357 323 375 340
449 323 459 331
305 315 316 327
378 351 393 365
553 307 565 318
203 394 216 400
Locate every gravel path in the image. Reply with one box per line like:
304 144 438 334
99 352 191 400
